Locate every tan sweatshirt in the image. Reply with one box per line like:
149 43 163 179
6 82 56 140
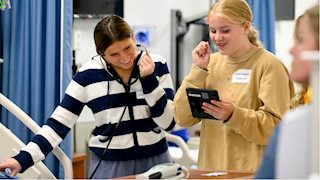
173 46 295 171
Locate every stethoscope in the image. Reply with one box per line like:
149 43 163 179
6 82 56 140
91 44 148 87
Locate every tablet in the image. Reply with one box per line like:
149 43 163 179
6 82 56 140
186 88 220 119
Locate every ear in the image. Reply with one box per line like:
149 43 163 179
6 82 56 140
99 50 105 58
243 21 251 32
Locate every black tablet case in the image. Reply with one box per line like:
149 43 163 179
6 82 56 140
186 88 220 119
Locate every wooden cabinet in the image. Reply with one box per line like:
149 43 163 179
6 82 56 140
72 153 87 179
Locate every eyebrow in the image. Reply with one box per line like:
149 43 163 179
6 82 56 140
108 44 131 55
209 26 229 30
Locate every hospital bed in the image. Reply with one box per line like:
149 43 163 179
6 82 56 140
165 132 198 168
0 93 73 179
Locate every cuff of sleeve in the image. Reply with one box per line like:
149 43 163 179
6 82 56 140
140 73 159 94
224 105 244 133
13 151 34 173
185 64 209 86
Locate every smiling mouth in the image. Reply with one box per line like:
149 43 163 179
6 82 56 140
121 59 131 64
216 42 227 47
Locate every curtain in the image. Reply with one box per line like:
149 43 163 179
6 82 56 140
58 0 73 178
0 0 72 178
0 13 3 95
247 0 276 53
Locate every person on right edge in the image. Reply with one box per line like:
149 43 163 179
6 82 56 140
255 4 319 179
173 0 295 172
290 15 312 108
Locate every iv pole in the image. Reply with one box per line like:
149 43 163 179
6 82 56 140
170 10 208 89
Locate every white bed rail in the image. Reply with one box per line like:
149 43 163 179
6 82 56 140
0 93 73 179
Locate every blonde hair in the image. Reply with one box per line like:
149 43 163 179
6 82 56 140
290 15 306 108
290 4 319 107
291 87 309 108
293 15 303 42
304 4 319 49
209 0 263 47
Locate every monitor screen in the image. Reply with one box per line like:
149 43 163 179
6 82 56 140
275 0 294 20
73 0 123 17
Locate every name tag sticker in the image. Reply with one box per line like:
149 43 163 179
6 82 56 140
136 90 145 99
232 69 251 83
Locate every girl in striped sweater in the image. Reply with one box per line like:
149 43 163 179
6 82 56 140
0 14 176 179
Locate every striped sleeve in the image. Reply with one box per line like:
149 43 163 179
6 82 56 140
140 59 175 131
13 71 89 172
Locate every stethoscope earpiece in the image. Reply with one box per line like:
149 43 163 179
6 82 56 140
136 44 149 56
92 50 141 86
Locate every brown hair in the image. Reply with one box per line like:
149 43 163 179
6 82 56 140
209 0 263 47
94 14 133 55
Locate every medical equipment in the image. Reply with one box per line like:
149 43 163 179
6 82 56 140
0 93 73 179
0 168 17 179
136 163 189 179
136 44 149 55
91 44 147 86
165 132 198 167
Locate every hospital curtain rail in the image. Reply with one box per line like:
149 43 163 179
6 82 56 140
0 0 73 178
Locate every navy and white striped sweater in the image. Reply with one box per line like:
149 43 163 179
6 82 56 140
14 51 176 172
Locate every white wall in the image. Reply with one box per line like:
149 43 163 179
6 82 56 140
73 1 211 71
275 0 318 73
73 19 100 67
124 0 211 73
275 0 317 91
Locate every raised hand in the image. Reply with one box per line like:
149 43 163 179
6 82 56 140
138 53 155 78
192 41 211 69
